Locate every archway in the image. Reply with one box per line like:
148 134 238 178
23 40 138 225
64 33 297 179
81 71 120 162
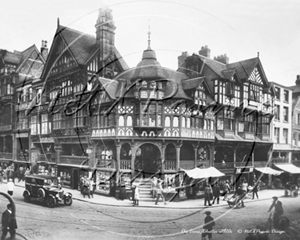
135 143 161 178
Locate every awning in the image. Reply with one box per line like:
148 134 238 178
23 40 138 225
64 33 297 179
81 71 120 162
182 167 225 179
274 164 300 174
255 167 283 176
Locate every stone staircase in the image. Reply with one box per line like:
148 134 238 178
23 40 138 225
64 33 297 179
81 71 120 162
134 178 156 202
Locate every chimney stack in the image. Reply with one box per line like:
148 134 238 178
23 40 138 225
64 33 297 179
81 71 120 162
177 51 189 68
41 40 48 60
214 54 229 64
296 75 300 86
199 45 210 58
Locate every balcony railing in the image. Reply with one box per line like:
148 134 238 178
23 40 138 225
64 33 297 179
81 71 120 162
235 161 253 167
272 158 289 164
120 159 131 170
39 154 56 163
165 160 176 170
254 161 270 168
0 152 13 160
60 155 88 165
214 162 234 169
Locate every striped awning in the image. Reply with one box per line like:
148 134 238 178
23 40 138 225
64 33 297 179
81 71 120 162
255 167 283 176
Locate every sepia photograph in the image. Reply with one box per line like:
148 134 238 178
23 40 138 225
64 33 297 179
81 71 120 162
0 0 300 239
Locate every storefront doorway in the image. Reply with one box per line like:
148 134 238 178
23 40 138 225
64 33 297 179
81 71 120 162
135 143 161 178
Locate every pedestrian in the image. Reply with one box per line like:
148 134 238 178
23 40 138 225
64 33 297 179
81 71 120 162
1 203 17 240
236 185 245 207
268 196 283 229
242 179 248 193
134 184 140 206
212 182 220 204
89 178 95 198
151 176 158 199
131 183 136 206
202 211 215 240
7 178 14 196
204 183 212 206
155 178 166 205
222 180 231 201
252 180 259 199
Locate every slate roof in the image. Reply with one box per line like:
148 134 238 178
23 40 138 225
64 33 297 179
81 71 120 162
227 57 259 80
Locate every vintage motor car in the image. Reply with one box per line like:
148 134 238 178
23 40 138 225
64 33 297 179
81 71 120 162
23 174 73 207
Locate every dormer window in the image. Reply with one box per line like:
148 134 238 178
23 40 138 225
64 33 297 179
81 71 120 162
141 80 147 87
194 85 206 105
249 83 261 102
225 81 234 97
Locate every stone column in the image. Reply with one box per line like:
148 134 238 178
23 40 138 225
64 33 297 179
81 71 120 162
161 142 166 175
115 140 121 184
175 141 182 172
12 134 17 160
54 144 63 164
130 142 135 177
192 143 199 168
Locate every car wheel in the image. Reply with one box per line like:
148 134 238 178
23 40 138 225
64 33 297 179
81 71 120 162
37 188 46 200
46 196 57 208
64 195 73 206
23 190 30 202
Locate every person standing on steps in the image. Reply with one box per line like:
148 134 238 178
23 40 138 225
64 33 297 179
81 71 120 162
155 178 166 205
134 184 140 206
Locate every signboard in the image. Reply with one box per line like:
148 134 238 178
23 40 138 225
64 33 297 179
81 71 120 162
235 167 253 174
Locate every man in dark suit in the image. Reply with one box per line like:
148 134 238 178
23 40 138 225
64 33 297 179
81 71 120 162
268 196 283 229
1 203 17 240
202 211 215 240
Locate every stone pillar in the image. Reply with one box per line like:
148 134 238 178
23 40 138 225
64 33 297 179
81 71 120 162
161 142 166 175
115 140 121 184
54 144 63 164
210 145 215 167
130 142 135 177
175 141 182 172
12 134 17 160
192 143 199 168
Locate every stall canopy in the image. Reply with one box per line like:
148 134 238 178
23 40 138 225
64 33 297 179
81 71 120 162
182 167 225 179
274 164 300 174
255 167 283 176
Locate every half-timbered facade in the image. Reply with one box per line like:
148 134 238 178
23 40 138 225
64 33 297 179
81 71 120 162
179 47 275 187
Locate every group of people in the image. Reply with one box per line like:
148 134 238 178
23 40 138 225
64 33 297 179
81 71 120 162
79 177 96 199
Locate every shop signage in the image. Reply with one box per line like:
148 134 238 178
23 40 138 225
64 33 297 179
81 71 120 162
0 125 12 131
16 133 28 138
235 167 253 174
40 137 54 143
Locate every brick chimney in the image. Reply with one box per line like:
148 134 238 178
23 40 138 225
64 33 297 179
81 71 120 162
199 45 210 58
178 51 189 68
41 40 48 60
296 75 300 86
214 54 229 64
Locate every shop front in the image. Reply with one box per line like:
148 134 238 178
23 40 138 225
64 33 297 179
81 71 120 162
234 166 254 189
57 164 90 189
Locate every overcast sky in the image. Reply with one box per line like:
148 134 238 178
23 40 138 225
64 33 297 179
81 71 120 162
1 0 300 86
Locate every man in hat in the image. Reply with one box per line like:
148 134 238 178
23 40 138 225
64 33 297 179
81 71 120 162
268 196 283 229
1 203 17 240
202 211 215 240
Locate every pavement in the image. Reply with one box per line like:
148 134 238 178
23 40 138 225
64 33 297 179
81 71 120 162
0 179 287 209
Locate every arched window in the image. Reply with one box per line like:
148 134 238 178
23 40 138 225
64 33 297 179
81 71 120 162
126 116 132 126
187 118 191 128
119 116 124 126
181 117 186 128
173 117 179 127
165 116 171 127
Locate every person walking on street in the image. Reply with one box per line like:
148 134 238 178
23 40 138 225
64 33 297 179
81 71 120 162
89 178 95 198
204 184 212 206
222 180 231 201
212 182 220 204
1 203 17 240
7 178 14 196
155 178 166 205
201 211 215 240
252 180 259 199
151 176 158 199
236 185 245 207
268 196 283 229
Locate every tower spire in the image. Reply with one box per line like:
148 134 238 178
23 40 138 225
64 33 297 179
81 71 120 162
147 19 151 49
